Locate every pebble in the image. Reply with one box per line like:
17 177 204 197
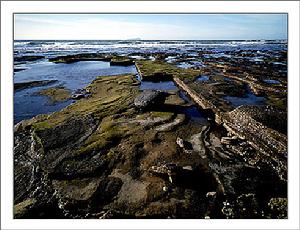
176 137 184 148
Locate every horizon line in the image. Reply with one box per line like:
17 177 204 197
14 39 287 41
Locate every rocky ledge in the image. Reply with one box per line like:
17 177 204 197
14 54 287 219
171 77 287 168
110 56 134 66
15 74 213 218
48 53 134 66
35 86 71 104
14 80 58 91
48 53 112 63
15 55 45 63
135 60 200 81
219 105 287 180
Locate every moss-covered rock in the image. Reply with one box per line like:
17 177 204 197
135 60 200 81
36 86 71 104
14 62 287 219
110 56 134 66
49 53 111 63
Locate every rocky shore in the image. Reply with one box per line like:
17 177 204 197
14 80 58 91
35 86 71 104
14 50 287 219
48 53 134 66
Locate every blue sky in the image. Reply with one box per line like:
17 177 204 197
14 14 287 40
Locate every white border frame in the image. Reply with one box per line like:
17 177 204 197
1 1 299 229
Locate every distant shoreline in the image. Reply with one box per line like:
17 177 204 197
14 39 287 42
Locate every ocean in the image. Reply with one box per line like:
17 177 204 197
13 40 287 123
14 39 287 57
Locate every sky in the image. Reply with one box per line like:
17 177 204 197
14 14 287 40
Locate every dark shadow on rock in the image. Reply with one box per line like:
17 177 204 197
173 167 219 194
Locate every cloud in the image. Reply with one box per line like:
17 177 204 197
15 15 185 40
14 14 287 40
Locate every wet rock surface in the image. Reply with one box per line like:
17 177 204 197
48 53 134 66
110 56 134 66
14 48 287 219
15 55 45 63
134 90 168 111
35 86 71 104
220 105 287 165
48 53 112 63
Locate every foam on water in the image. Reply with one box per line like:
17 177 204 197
14 40 287 57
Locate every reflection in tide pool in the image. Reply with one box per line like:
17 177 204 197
14 61 137 91
139 81 177 91
223 84 266 108
14 85 72 124
182 106 208 124
178 91 208 124
176 61 206 69
224 92 265 108
196 75 210 81
263 79 281 84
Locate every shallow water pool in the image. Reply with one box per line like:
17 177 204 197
14 60 137 123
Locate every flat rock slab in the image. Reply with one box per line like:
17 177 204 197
155 114 185 132
221 105 287 159
111 169 149 204
52 177 122 202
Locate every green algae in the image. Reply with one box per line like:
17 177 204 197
32 121 52 131
135 60 200 81
78 116 128 155
26 74 139 131
266 95 287 111
49 53 111 63
110 56 134 66
36 86 71 103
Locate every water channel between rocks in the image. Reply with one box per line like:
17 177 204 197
14 60 210 126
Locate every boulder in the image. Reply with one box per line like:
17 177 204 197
134 90 167 111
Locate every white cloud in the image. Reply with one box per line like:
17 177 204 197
15 15 185 40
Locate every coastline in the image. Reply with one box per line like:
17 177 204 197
13 41 288 219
